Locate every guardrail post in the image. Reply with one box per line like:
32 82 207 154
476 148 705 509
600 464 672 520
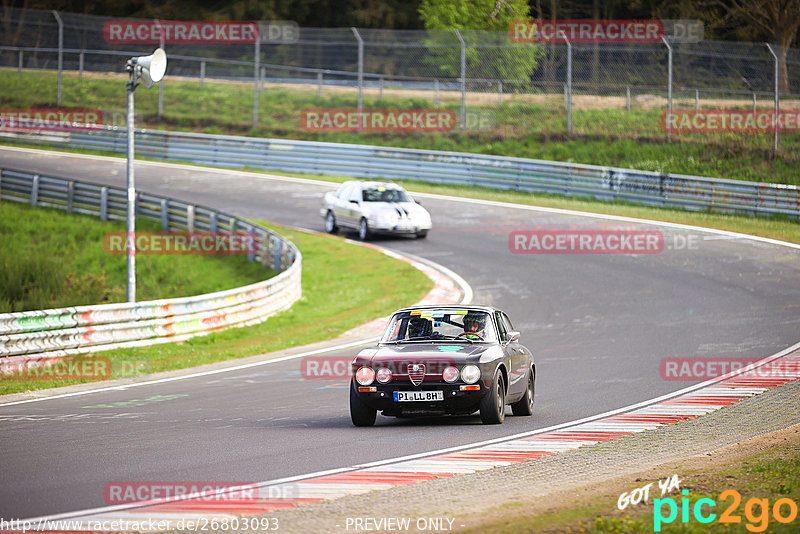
67 181 74 213
765 43 780 156
160 199 168 230
231 218 238 232
31 174 40 206
79 50 84 80
662 36 673 142
52 11 63 106
187 205 195 232
209 212 218 233
200 60 205 89
454 29 466 133
100 187 108 221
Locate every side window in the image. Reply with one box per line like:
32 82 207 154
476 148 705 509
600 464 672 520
495 312 508 342
337 183 353 200
348 184 362 203
501 313 515 340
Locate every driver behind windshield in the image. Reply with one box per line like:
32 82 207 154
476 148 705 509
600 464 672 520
462 313 486 340
407 316 430 339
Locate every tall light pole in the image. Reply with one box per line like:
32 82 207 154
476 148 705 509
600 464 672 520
125 48 167 302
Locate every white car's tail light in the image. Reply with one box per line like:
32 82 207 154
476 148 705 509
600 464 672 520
376 367 392 383
356 366 375 385
442 366 459 383
460 365 481 384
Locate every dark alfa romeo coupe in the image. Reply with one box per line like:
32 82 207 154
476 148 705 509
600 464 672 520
349 305 535 426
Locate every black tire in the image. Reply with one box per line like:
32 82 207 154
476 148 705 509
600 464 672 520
479 370 505 424
415 230 428 239
358 218 370 241
350 381 376 427
324 211 338 234
511 369 535 416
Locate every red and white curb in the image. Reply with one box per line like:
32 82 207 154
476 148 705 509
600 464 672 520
21 344 800 532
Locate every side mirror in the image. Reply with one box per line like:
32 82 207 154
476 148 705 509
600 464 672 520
349 199 359 204
507 331 520 342
415 198 422 205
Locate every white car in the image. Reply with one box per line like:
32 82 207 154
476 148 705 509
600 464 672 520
320 181 432 240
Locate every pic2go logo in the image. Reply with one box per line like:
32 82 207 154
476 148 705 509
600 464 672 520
653 489 798 532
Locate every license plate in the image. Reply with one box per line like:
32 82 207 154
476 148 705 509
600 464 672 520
393 390 444 402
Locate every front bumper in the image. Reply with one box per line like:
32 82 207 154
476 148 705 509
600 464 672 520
354 382 487 416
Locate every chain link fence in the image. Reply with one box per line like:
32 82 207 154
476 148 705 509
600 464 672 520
1 7 799 149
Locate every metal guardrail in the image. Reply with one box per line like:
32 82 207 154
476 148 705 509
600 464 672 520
4 128 799 218
0 168 302 360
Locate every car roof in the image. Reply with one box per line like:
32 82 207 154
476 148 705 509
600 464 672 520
394 304 500 314
345 180 404 190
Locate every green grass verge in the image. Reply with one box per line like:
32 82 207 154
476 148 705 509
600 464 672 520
0 201 269 312
2 68 798 185
0 220 433 396
460 441 800 533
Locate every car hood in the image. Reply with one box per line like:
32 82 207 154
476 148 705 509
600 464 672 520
359 343 491 364
362 202 429 218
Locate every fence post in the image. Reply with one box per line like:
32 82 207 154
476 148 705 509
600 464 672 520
498 79 503 105
626 86 630 111
79 50 84 80
18 49 23 73
261 67 266 92
200 60 205 89
561 33 572 135
317 71 322 98
351 28 364 118
253 36 260 129
695 89 699 112
753 92 756 113
765 43 780 155
454 29 466 133
379 76 384 102
662 36 673 141
51 11 63 106
434 78 439 106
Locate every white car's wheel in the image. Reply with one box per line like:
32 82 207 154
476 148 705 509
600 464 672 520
325 211 338 234
358 218 370 241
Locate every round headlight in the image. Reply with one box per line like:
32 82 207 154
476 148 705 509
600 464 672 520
442 366 459 383
376 367 392 383
460 365 481 384
355 366 375 385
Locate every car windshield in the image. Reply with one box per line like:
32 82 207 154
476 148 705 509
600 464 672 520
382 310 496 343
362 187 410 203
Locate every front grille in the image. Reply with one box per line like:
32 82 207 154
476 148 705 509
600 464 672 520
407 363 425 386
